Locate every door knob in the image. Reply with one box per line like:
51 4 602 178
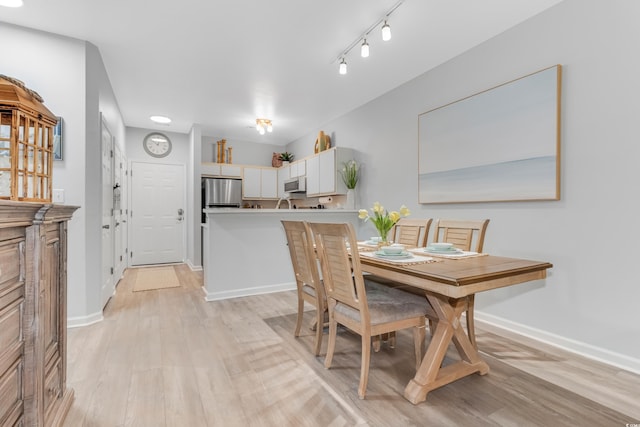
102 224 110 229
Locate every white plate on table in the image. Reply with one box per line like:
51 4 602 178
424 247 462 254
374 250 413 259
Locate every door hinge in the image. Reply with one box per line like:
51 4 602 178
120 255 123 261
110 267 114 275
110 150 114 158
130 251 133 258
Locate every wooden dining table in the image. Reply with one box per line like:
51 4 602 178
357 247 553 404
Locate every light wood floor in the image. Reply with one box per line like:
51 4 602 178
63 264 640 426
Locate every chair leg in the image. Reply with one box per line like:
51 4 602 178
294 295 304 337
324 313 337 369
313 308 324 356
372 335 381 352
389 331 396 349
466 295 477 349
358 333 372 399
413 324 426 372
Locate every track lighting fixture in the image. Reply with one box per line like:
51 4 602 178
381 21 391 41
339 58 347 75
361 39 369 58
334 0 404 75
256 118 273 135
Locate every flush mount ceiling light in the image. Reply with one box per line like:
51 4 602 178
150 115 171 124
334 0 404 75
0 0 23 7
256 118 273 135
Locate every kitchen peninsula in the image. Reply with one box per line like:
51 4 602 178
202 208 360 301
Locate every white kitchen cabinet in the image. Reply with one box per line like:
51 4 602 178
243 166 278 199
201 163 242 177
277 166 289 199
289 160 306 178
306 147 353 196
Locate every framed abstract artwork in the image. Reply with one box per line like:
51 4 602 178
418 65 562 204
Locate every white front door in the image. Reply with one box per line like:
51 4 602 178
101 116 115 307
130 161 185 266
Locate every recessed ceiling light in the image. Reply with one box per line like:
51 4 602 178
0 0 24 7
150 115 171 124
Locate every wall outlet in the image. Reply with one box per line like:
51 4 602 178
52 189 65 203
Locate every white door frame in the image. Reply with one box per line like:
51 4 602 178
100 114 115 308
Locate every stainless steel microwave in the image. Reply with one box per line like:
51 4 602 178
284 176 306 193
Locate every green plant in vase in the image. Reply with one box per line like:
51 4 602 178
279 152 294 162
340 160 359 189
359 202 410 244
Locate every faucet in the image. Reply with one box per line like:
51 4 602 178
276 196 292 209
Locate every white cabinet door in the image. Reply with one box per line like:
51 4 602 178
202 163 221 176
243 167 262 198
319 149 336 194
220 164 242 177
278 166 289 198
262 168 278 199
306 155 320 195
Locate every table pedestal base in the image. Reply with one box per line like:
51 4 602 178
404 294 490 404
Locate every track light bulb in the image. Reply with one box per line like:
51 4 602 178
381 21 391 41
339 58 347 75
361 39 369 58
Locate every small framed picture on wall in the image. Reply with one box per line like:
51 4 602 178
54 117 62 160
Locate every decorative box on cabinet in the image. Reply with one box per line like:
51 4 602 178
0 201 77 427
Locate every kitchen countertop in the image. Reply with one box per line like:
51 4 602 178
203 208 359 214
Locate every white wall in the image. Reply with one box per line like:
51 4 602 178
288 0 640 371
1 23 126 325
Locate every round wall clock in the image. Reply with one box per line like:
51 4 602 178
143 132 172 158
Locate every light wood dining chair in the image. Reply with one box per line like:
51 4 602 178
391 218 433 247
433 218 490 349
282 220 327 356
309 222 428 399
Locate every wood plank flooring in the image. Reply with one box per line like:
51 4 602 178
63 265 640 426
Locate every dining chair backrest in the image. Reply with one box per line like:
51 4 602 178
309 222 368 315
392 218 433 247
433 219 490 252
282 220 324 300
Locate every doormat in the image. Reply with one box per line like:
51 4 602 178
132 266 181 292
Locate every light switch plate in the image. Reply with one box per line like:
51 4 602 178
52 189 65 203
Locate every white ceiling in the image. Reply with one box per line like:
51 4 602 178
2 0 563 145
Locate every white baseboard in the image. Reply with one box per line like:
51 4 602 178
475 311 640 375
202 282 296 301
186 259 203 271
67 311 104 328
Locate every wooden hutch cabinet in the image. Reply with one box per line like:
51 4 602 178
0 201 77 427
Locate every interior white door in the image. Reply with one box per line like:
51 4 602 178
130 162 185 266
101 117 115 308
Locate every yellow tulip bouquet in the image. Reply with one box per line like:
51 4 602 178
358 202 410 244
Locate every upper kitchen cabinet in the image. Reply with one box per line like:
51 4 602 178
289 160 306 178
243 166 278 199
306 147 353 197
202 163 242 178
